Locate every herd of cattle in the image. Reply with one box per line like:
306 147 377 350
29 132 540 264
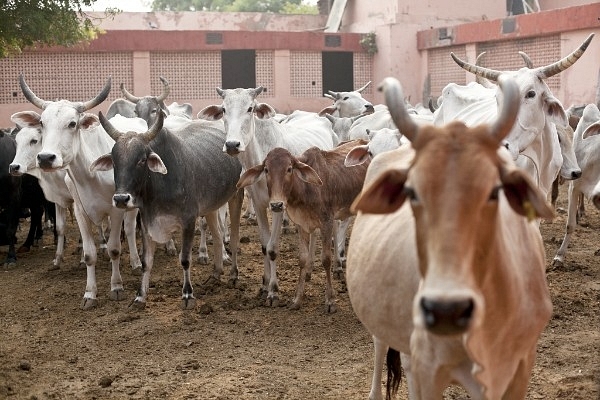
0 32 598 398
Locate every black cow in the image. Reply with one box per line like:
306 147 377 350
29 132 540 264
90 110 243 310
0 127 47 265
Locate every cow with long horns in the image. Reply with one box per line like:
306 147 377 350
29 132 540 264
347 75 554 399
14 75 144 310
90 110 243 310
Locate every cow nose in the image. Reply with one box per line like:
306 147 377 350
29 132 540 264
270 202 284 212
8 164 20 175
37 153 56 168
364 104 375 114
113 194 131 208
224 141 240 154
571 170 582 179
420 297 474 336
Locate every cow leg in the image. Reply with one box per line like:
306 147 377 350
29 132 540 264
73 202 99 310
290 228 311 310
123 209 142 270
553 182 581 267
50 204 67 270
182 217 202 310
197 216 209 264
106 212 125 302
219 204 230 244
130 217 156 310
226 189 243 287
18 203 43 252
333 217 352 280
502 349 536 399
304 233 317 282
369 336 388 400
320 221 337 313
266 210 284 307
242 189 256 222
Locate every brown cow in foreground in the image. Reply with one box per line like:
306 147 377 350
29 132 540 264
237 140 369 313
347 75 554 399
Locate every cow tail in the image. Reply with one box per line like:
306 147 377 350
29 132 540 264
386 347 402 399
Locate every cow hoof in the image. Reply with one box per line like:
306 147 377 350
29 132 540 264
181 297 196 310
198 255 209 265
266 295 279 307
227 277 239 288
80 297 98 310
552 258 563 267
17 245 31 253
326 303 338 314
79 261 86 269
289 301 301 310
128 300 146 311
130 267 143 276
109 289 127 301
223 256 232 266
333 270 345 281
4 258 17 268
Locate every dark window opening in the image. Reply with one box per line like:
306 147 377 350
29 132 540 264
221 50 256 89
322 51 353 93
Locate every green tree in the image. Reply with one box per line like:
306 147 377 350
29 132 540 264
0 0 116 58
151 0 317 13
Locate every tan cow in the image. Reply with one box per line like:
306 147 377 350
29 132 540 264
237 140 369 313
347 75 554 399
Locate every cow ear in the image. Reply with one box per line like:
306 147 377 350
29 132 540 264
90 154 114 172
351 168 408 214
236 164 265 188
543 94 568 128
80 113 99 130
500 167 554 221
11 111 41 127
344 145 371 166
318 106 336 117
254 103 276 119
293 162 322 186
147 152 167 174
582 122 600 139
197 105 224 121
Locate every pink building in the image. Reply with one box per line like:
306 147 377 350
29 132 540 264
0 0 598 126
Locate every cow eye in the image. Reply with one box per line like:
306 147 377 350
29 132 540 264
287 167 292 173
525 90 536 99
489 185 501 201
30 139 38 145
343 96 349 100
222 107 226 114
403 187 418 201
68 121 77 129
247 107 253 113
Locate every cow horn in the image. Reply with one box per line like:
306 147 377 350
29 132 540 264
142 109 164 142
216 88 225 98
78 77 112 112
98 111 122 141
518 51 534 68
489 74 519 143
157 76 170 102
378 78 418 142
536 33 594 79
356 81 371 93
327 90 341 100
19 74 49 110
252 87 264 98
121 82 141 103
451 52 502 82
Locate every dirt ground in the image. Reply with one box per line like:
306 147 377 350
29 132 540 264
0 187 598 400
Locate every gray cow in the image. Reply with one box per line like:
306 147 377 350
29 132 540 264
91 110 243 310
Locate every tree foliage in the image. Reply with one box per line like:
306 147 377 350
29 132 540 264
150 0 317 13
0 1 115 58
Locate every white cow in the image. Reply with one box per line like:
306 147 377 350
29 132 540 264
198 87 335 307
442 34 593 199
553 104 600 266
319 81 375 117
347 76 553 399
7 120 141 271
14 75 144 310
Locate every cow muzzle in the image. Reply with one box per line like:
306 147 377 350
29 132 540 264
419 296 474 336
224 140 242 156
37 152 59 171
8 163 24 176
113 193 133 209
270 201 284 213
